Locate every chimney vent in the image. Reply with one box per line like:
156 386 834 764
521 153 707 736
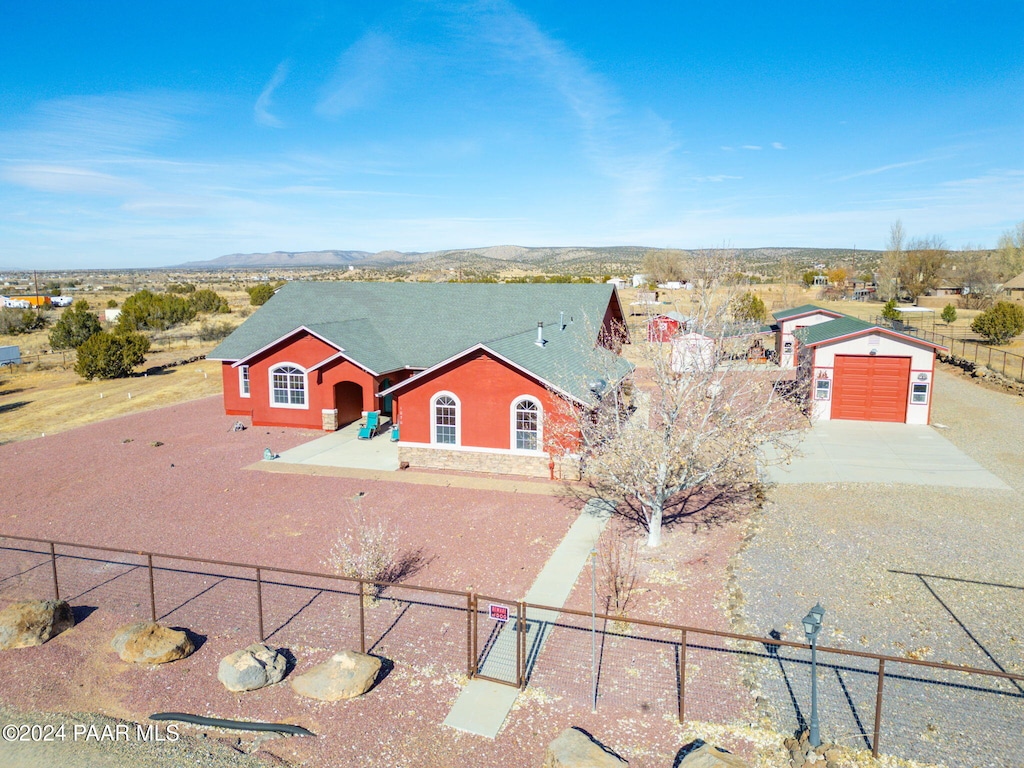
535 321 545 347
559 311 565 331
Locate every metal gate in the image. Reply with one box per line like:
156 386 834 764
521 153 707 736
470 595 525 688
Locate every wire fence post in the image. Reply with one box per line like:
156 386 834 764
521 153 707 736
49 542 59 600
873 658 885 757
358 580 366 653
465 592 474 677
516 601 525 689
146 554 156 622
255 567 265 641
678 629 687 723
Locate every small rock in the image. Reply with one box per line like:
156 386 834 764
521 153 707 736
0 600 75 649
290 650 382 701
542 728 628 767
111 621 194 664
218 643 287 692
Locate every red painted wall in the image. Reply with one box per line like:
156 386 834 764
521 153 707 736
395 351 571 451
220 331 387 429
646 316 680 343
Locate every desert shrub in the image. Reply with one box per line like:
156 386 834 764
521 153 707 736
971 301 1024 344
731 291 767 323
197 321 234 342
49 300 102 349
324 510 428 604
74 330 150 380
0 308 47 335
117 289 196 331
189 289 230 314
106 299 118 308
166 282 196 294
597 518 641 619
246 283 278 306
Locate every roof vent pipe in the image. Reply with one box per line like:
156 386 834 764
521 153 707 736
560 312 565 331
536 321 545 347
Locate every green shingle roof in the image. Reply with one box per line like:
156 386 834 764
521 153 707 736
795 316 877 345
772 304 845 322
209 282 631 402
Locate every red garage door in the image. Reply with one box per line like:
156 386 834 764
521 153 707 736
832 355 910 422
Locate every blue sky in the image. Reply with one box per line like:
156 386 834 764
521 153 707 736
1 1 1022 269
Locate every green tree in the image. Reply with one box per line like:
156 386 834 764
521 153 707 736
189 289 230 314
165 282 196 294
731 291 767 323
247 283 277 306
881 298 901 322
74 331 150 380
971 301 1024 344
48 300 102 349
117 289 196 331
802 269 825 287
940 304 958 325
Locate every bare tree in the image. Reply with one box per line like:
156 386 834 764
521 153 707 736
996 221 1024 280
878 220 905 300
553 254 806 548
898 235 947 300
951 246 999 309
641 249 687 284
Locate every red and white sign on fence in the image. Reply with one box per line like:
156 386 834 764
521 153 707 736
488 604 510 622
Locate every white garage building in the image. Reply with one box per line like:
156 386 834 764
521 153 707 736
796 316 947 424
772 304 845 368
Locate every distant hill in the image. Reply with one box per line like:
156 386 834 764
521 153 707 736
177 250 374 269
176 245 880 274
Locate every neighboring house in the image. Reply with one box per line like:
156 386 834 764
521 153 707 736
209 283 632 478
796 317 947 425
1004 272 1024 303
770 305 845 368
605 278 627 289
631 274 649 288
646 311 690 342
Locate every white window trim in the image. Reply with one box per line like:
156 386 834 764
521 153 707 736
239 365 250 398
430 391 461 446
509 395 544 455
269 363 309 410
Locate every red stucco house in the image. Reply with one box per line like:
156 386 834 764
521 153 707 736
209 282 631 477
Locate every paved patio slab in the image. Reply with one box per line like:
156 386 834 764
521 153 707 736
270 419 400 471
764 420 1010 489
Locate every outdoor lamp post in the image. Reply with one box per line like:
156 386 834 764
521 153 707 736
802 602 825 748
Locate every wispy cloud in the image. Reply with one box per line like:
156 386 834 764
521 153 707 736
772 142 786 150
316 32 400 116
742 145 762 151
835 158 933 182
2 164 138 195
464 0 678 215
693 174 742 183
255 60 289 127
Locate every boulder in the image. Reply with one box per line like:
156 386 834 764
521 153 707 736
0 600 75 649
290 650 382 701
111 621 194 664
218 643 287 692
676 743 749 767
542 728 627 768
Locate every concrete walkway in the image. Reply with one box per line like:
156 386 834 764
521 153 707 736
763 420 1010 489
442 499 615 738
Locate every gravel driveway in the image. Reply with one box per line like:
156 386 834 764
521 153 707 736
733 367 1024 766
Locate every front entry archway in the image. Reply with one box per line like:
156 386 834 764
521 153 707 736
334 381 363 426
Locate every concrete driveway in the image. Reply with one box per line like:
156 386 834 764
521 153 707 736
763 419 1010 489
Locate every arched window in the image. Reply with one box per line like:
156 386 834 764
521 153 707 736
512 397 541 451
270 364 306 407
433 393 458 445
